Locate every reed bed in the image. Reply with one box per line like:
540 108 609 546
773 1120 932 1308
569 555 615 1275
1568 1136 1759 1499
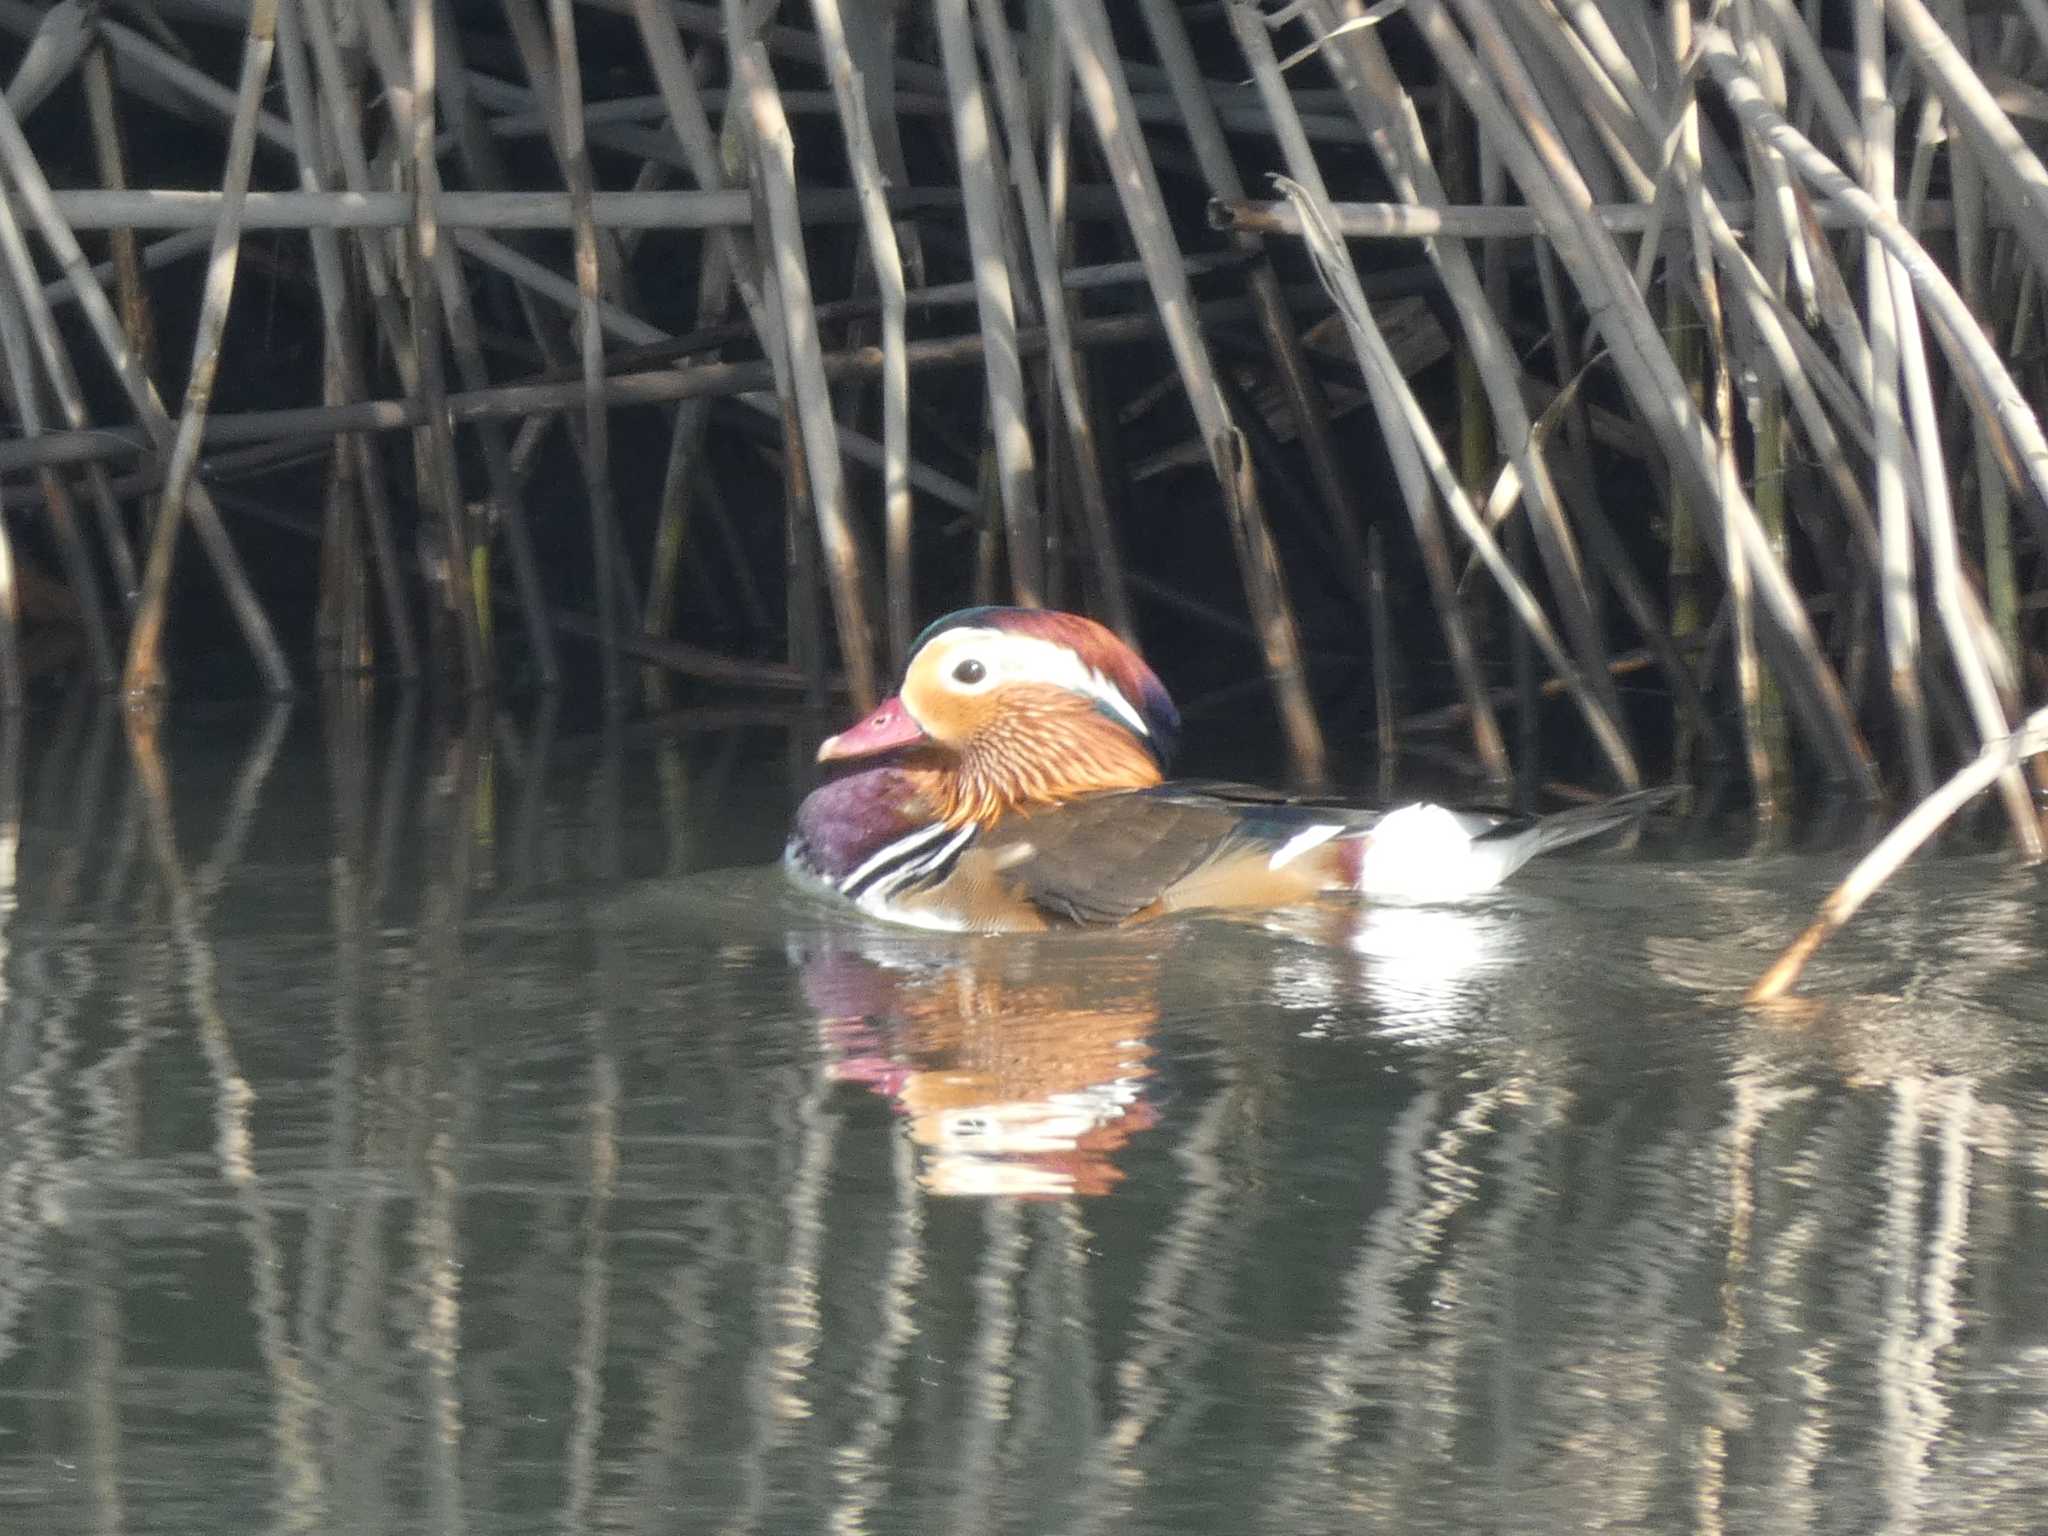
5 1 2048 977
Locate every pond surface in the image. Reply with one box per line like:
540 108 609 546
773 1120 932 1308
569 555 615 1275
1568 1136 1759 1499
3 696 2048 1534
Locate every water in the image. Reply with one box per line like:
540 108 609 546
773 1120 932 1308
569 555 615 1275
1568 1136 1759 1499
5 698 2048 1534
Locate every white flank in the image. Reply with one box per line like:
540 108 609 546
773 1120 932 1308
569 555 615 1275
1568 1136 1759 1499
1354 803 1495 902
1267 823 1344 870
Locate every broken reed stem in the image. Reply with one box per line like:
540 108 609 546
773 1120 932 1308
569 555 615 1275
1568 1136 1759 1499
124 0 285 698
1057 0 1326 784
1749 708 2048 1002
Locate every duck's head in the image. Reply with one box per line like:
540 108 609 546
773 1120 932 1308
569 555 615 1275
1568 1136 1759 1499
817 607 1180 825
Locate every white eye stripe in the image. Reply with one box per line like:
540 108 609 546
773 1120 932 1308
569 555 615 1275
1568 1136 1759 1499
940 630 1151 737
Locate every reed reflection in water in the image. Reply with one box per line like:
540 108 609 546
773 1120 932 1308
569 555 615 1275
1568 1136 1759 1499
0 696 2045 1533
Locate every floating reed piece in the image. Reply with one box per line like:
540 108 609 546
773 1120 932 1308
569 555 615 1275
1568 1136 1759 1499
5 1 2048 940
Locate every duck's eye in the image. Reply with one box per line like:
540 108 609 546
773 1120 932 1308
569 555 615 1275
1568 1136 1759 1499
951 658 987 686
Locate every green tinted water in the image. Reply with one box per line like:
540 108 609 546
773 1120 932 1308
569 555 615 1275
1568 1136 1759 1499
4 700 2047 1533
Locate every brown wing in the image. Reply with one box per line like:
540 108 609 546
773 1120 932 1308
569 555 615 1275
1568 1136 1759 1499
970 789 1358 926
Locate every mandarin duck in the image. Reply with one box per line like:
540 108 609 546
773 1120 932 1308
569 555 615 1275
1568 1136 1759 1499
786 606 1667 932
800 934 1161 1197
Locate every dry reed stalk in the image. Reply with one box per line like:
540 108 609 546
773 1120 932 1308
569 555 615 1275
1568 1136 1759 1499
1749 706 2048 1002
1139 0 1367 621
1752 0 1866 180
1367 525 1396 798
974 0 1133 641
316 388 368 674
273 0 419 679
1935 2 2019 668
1234 18 1513 783
1730 2 1822 321
1056 0 1326 783
80 43 157 401
809 0 917 666
1727 6 1799 790
1271 173 1642 788
736 39 879 711
1887 0 2048 291
80 9 298 153
0 292 37 706
1217 195 1969 238
1699 35 2048 566
77 46 148 611
476 2 651 630
400 0 490 695
1854 0 1939 802
627 0 784 662
429 201 561 682
499 0 636 305
0 517 18 710
934 0 1041 606
122 0 287 697
3 0 93 117
296 0 421 385
40 185 983 229
38 228 209 310
1674 0 1775 816
547 0 626 702
0 302 1247 478
337 0 558 682
1404 0 1877 793
632 2 990 550
1890 262 2044 854
1309 0 1637 750
0 210 123 687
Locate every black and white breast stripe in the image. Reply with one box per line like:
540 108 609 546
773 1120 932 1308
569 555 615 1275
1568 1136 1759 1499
839 821 979 906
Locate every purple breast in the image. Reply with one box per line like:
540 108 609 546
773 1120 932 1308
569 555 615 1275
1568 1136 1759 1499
787 767 931 886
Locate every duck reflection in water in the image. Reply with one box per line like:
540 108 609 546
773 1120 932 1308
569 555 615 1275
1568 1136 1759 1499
794 931 1163 1197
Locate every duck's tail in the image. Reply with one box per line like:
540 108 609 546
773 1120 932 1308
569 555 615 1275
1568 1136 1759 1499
1349 787 1679 901
1477 787 1681 869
